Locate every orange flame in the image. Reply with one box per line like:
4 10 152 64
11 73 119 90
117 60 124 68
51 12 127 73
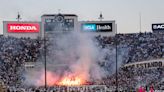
58 76 84 86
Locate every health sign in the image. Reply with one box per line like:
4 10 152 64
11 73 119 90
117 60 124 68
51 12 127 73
82 23 112 32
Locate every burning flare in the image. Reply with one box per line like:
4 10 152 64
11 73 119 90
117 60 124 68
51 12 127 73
37 71 87 86
58 76 85 86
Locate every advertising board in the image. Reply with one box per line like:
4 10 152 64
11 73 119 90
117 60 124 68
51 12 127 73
7 23 40 33
152 23 164 31
82 23 112 32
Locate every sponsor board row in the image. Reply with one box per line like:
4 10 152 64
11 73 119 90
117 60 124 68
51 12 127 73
5 22 113 33
4 22 164 33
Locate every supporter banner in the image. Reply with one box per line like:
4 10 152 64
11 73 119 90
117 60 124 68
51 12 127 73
7 23 40 33
82 23 112 32
47 85 106 92
67 85 106 92
124 59 164 69
152 23 164 31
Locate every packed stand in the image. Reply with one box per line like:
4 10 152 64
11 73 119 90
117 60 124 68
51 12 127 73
0 36 42 91
96 32 164 91
0 31 164 91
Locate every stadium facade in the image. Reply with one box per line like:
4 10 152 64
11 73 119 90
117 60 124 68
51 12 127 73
3 13 117 38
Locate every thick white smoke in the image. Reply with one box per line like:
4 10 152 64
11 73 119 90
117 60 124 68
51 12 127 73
46 32 106 82
23 31 128 87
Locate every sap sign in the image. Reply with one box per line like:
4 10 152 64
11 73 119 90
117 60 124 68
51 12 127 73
152 24 164 31
82 23 112 32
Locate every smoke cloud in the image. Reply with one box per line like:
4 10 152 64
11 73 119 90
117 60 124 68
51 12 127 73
23 31 127 87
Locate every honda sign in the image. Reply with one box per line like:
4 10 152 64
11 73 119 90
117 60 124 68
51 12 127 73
7 23 40 33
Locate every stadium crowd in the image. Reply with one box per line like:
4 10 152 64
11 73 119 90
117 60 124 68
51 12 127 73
96 32 164 63
0 36 42 91
0 32 164 91
96 32 164 91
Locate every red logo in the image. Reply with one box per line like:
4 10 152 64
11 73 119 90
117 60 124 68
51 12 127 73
7 23 40 33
